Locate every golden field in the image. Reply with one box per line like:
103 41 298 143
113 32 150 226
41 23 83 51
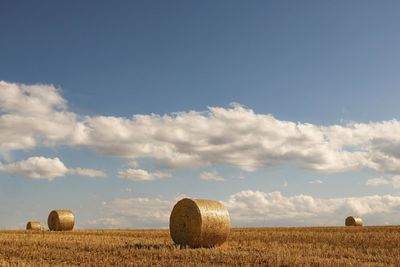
0 226 399 266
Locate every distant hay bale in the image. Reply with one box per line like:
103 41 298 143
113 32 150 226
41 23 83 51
345 216 363 226
26 221 41 231
169 198 230 248
48 210 75 231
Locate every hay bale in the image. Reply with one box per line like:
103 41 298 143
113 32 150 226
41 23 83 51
48 210 75 231
345 216 363 226
169 198 230 248
26 221 41 231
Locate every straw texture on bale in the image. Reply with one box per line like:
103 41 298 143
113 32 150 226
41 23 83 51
345 216 363 226
48 210 75 231
26 221 41 231
169 198 230 248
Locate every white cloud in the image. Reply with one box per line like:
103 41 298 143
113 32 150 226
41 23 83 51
118 168 171 181
72 102 400 175
0 157 68 180
100 197 172 228
390 177 400 188
123 188 133 193
200 170 225 181
366 177 390 186
4 81 400 176
366 176 400 188
85 190 400 228
0 81 86 155
69 168 106 177
309 179 323 184
225 190 400 226
84 218 123 229
0 157 105 180
128 160 140 168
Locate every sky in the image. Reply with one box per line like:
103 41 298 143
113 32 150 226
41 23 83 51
1 1 400 229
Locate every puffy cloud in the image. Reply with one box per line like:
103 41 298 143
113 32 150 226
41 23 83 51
0 81 86 155
100 197 173 228
128 160 140 168
0 157 105 180
86 191 400 228
69 168 106 178
366 177 390 186
199 170 225 181
4 80 400 175
225 190 400 226
366 176 400 188
78 104 400 175
84 218 123 229
387 176 400 188
0 157 68 179
0 81 66 115
118 168 171 181
309 179 323 184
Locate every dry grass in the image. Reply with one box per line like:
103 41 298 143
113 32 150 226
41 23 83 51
0 226 399 266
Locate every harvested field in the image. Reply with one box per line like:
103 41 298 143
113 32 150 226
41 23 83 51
0 226 399 266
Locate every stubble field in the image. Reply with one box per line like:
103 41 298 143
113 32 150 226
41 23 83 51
0 226 399 266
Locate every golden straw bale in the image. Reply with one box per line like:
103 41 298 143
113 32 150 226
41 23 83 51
345 216 363 226
169 198 230 248
26 221 41 231
48 210 75 231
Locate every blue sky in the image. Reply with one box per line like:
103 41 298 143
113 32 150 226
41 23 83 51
1 1 400 229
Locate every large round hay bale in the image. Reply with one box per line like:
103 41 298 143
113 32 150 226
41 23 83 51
345 216 363 226
48 210 75 231
169 198 230 248
26 221 41 231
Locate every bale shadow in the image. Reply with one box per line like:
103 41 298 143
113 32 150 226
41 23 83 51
124 243 176 250
123 242 217 250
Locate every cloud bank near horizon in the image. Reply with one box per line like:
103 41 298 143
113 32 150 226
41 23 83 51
82 190 400 228
2 80 400 178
